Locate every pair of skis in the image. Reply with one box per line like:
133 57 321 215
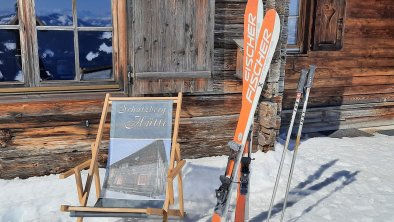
212 0 281 221
266 65 316 222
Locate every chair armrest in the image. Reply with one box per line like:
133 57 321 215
59 159 91 179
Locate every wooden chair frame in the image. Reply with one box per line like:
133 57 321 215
60 92 185 222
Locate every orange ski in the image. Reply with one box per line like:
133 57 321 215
211 3 280 221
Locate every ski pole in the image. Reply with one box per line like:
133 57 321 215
266 69 308 222
279 65 316 222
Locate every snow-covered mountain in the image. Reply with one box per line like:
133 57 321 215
0 13 16 25
37 13 111 27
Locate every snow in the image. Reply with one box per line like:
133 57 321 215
57 15 69 25
0 15 15 24
86 51 99 61
0 133 393 222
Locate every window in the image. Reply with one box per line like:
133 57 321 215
287 0 309 53
0 0 125 94
287 0 346 53
0 1 23 84
137 174 149 186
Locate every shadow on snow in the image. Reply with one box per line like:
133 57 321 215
250 159 360 222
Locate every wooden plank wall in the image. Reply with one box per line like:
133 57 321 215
0 0 247 179
2 0 392 179
131 0 215 94
282 0 394 132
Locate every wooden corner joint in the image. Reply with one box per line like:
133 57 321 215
60 205 70 212
59 159 92 179
167 160 186 179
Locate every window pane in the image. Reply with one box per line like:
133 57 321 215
37 30 75 80
79 31 113 80
287 17 298 45
35 0 73 26
289 0 300 16
0 0 18 25
77 0 112 27
0 30 23 82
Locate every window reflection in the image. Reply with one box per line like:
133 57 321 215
37 31 75 80
0 0 18 25
289 0 300 16
288 0 300 45
0 30 23 82
31 0 113 82
77 0 112 27
35 0 72 26
79 31 113 80
288 18 298 45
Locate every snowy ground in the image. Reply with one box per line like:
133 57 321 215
0 132 393 222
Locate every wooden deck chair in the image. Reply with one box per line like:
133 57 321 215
60 92 185 222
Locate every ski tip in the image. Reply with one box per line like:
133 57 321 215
264 9 281 46
265 9 280 21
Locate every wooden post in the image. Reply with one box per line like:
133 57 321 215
82 93 110 206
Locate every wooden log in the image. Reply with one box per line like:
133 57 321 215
283 93 394 109
0 94 243 124
284 85 394 98
282 105 394 125
346 0 394 19
284 67 394 79
282 114 394 133
287 57 394 69
345 18 394 39
178 115 239 158
284 76 394 90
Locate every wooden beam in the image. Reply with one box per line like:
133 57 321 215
0 85 120 94
82 93 110 206
62 205 147 213
74 169 84 204
109 96 178 102
177 172 185 217
135 71 211 79
61 205 184 217
117 0 128 92
94 164 101 200
59 159 91 179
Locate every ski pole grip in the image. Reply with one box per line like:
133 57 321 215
306 65 316 88
296 69 308 93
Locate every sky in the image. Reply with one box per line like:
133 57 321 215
108 138 171 165
34 0 111 17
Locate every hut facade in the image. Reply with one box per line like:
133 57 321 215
0 0 393 179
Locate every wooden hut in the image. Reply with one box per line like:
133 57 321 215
0 0 393 179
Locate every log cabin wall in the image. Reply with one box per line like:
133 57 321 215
282 0 394 132
0 0 256 179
